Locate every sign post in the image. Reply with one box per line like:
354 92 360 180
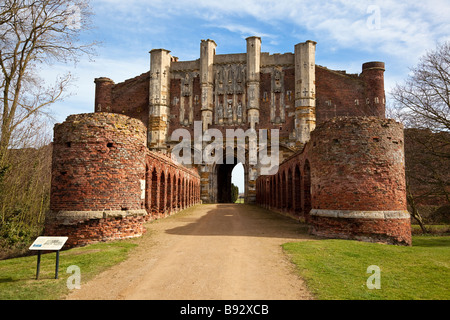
29 237 68 280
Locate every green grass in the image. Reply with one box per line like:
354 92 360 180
0 241 137 300
282 235 450 300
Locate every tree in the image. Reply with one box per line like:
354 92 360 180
0 0 96 167
391 41 450 134
0 0 95 258
231 183 239 203
391 41 450 232
403 128 450 232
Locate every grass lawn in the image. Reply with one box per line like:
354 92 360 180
283 235 450 300
0 241 137 300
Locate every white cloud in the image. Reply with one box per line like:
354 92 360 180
94 0 450 50
141 0 449 62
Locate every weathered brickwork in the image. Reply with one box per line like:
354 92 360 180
50 113 148 212
45 215 146 248
256 117 412 246
46 113 200 248
94 73 150 126
310 117 406 211
144 150 201 220
315 63 385 122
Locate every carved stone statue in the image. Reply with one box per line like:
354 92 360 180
217 103 223 119
237 102 242 118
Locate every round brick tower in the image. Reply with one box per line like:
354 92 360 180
361 61 385 118
308 117 411 245
94 77 114 113
46 113 148 247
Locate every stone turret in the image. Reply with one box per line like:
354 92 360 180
246 36 261 130
200 39 217 131
294 40 317 145
149 49 172 150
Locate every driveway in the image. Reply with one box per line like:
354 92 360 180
66 204 314 300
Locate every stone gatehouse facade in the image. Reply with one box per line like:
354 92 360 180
46 37 411 246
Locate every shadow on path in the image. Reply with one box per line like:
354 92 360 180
165 204 314 240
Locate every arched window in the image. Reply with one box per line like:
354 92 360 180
167 173 172 212
178 177 182 210
151 168 158 215
303 160 312 219
281 171 286 209
294 165 302 214
159 171 166 213
287 168 293 210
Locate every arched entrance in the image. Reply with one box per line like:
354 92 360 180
303 160 312 221
216 161 235 203
213 153 247 204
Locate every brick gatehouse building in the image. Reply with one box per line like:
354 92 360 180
46 37 411 246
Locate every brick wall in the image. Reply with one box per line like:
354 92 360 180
45 215 146 248
110 72 150 126
95 73 150 126
145 150 201 220
315 63 385 123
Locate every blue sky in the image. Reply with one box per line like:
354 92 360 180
43 0 450 192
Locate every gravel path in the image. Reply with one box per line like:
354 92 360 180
66 204 314 300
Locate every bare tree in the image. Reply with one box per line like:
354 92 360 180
0 1 96 257
391 41 450 133
0 0 96 167
403 128 450 233
391 42 450 232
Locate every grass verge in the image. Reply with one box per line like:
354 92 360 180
0 205 201 300
282 235 450 300
0 240 137 300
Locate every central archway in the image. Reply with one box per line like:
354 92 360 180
213 152 247 204
216 161 236 203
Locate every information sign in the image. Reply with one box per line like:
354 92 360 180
29 237 68 280
29 236 68 251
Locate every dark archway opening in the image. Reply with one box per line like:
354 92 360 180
216 154 244 204
294 165 302 214
304 160 312 221
217 162 235 203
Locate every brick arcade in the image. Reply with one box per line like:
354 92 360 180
46 37 411 246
